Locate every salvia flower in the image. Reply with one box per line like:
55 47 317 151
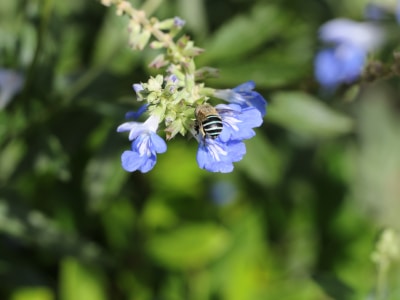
365 1 400 23
197 138 246 173
216 104 263 142
214 80 267 117
314 18 384 90
105 1 268 174
118 79 266 173
194 102 264 173
117 115 167 173
397 0 400 23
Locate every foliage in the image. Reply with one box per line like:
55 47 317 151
1 0 400 299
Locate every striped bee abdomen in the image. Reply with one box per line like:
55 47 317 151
202 115 223 139
195 104 224 140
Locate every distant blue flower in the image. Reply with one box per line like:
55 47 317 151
210 181 237 205
214 81 267 117
197 138 246 173
365 1 400 23
195 103 263 173
315 44 366 89
0 69 24 109
315 19 384 89
117 115 167 173
365 3 389 20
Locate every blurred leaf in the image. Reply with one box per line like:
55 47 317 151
101 199 136 250
142 197 179 230
177 0 208 38
212 56 307 88
198 4 289 64
10 287 53 300
84 124 129 212
209 22 314 88
147 223 231 269
0 139 26 182
0 201 26 237
239 135 286 187
355 88 400 230
149 140 203 196
268 91 354 138
92 11 140 74
313 273 354 300
60 257 107 300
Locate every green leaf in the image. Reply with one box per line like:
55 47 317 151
11 287 53 300
84 125 129 212
147 223 231 269
92 11 140 73
0 139 26 182
212 57 307 89
60 257 106 300
177 0 208 38
239 136 286 187
268 91 354 138
198 4 288 64
355 93 400 230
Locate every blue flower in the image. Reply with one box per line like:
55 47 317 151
396 0 400 23
364 1 400 24
314 18 384 89
214 81 267 117
195 103 263 173
315 44 366 89
117 115 167 173
216 103 263 142
197 138 246 173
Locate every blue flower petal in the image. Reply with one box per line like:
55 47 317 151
314 49 342 89
197 145 234 173
149 132 167 153
125 104 149 120
315 44 366 89
214 82 267 117
233 80 256 93
196 138 246 173
217 105 262 142
397 1 400 24
121 150 146 172
138 153 157 173
243 92 267 117
133 83 144 93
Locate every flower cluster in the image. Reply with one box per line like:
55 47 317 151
103 0 267 173
195 82 266 173
314 18 384 90
117 80 266 173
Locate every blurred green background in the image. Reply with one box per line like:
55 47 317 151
1 0 400 299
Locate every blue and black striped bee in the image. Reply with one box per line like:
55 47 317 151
194 104 223 140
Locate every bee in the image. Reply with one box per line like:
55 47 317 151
194 104 223 140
